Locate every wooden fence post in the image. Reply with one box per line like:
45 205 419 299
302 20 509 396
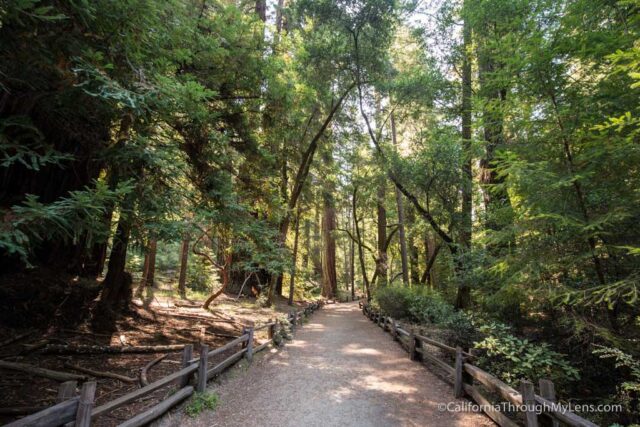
197 345 208 393
244 327 254 363
539 379 559 427
391 319 398 341
454 347 464 398
268 319 275 340
180 344 193 388
57 381 77 403
291 311 297 332
75 381 96 427
521 380 539 427
408 330 420 361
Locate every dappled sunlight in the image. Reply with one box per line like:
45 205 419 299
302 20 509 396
286 340 309 350
340 344 382 356
199 302 494 427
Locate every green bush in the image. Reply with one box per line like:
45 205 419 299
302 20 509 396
375 286 413 318
474 321 580 387
187 258 215 293
593 345 640 417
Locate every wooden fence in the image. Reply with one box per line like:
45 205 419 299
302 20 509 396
4 301 322 427
360 302 598 427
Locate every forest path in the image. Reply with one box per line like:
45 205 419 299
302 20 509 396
164 302 493 427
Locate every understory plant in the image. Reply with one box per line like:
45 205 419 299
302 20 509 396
185 392 219 417
473 321 580 387
593 345 640 419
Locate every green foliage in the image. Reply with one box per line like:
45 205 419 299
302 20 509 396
0 181 131 262
474 322 580 387
186 257 215 294
375 286 476 347
375 286 413 318
185 392 219 417
593 345 640 413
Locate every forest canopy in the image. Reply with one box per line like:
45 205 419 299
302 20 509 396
1 0 639 424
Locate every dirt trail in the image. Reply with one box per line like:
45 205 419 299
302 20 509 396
161 302 493 427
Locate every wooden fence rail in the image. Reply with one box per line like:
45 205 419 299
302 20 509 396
360 302 598 427
3 301 323 427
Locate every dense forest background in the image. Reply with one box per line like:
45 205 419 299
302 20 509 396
1 0 639 424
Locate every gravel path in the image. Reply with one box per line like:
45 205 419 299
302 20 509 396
162 302 493 427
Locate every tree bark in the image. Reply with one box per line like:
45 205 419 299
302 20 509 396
146 239 157 288
477 38 514 249
455 3 473 309
350 210 356 299
321 149 338 298
288 204 301 305
312 202 322 276
391 112 409 285
352 187 370 301
406 207 420 285
376 183 387 287
302 218 311 271
255 0 266 22
178 236 190 298
99 205 133 311
275 0 286 34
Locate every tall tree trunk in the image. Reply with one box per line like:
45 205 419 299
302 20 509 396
178 236 189 299
376 183 387 287
391 113 409 285
350 210 355 300
477 41 513 248
302 218 311 271
312 202 322 277
96 115 135 320
275 0 286 34
455 4 473 309
255 0 266 22
145 239 157 288
97 204 134 316
352 187 370 301
321 202 337 299
421 240 442 288
82 206 114 277
406 207 420 285
288 205 301 305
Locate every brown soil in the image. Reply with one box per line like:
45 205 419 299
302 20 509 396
0 288 300 426
159 302 494 427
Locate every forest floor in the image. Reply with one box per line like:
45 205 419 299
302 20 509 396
158 301 494 427
0 279 304 426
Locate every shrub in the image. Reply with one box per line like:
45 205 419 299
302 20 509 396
474 321 580 387
375 286 413 318
187 258 215 293
593 345 640 418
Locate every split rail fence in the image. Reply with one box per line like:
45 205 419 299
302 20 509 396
3 302 322 427
360 302 598 427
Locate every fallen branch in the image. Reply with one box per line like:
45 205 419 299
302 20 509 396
0 331 33 347
0 360 87 382
41 344 185 354
139 354 166 386
21 339 50 353
64 362 137 383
